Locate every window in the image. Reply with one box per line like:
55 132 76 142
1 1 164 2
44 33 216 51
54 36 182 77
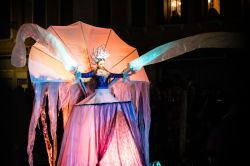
208 0 220 14
17 78 28 89
170 0 182 16
164 0 182 23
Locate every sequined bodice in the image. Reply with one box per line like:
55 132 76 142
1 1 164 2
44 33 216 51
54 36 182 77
81 70 123 89
95 75 110 89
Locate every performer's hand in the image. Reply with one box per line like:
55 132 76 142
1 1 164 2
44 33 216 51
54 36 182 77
129 65 137 74
129 69 136 75
75 71 81 80
123 71 129 79
70 66 78 74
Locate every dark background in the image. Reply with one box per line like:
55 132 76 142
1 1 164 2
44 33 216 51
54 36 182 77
1 0 249 165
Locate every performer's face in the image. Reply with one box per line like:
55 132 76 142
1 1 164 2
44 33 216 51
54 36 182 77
97 60 105 68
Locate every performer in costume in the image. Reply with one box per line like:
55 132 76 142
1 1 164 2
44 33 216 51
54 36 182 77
11 22 238 166
11 23 150 166
57 46 145 166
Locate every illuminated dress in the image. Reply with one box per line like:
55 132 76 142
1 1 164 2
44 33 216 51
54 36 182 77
57 70 145 166
11 23 150 166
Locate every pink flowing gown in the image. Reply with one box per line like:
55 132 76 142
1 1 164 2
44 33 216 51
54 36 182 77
57 71 146 166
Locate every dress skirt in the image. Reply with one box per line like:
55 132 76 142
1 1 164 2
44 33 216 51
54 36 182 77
57 89 145 166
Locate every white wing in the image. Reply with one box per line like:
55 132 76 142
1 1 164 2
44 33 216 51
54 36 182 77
129 32 245 71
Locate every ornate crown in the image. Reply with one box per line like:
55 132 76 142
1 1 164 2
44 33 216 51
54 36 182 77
91 45 110 63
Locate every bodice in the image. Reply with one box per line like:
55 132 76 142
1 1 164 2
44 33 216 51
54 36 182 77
81 70 123 89
95 75 110 89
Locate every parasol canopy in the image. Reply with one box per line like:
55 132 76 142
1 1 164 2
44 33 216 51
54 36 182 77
28 21 148 83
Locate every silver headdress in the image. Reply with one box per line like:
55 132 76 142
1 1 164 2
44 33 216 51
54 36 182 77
91 45 110 64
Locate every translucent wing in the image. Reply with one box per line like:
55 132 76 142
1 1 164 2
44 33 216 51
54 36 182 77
129 32 245 71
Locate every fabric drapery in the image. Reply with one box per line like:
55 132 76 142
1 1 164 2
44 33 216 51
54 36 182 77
11 22 150 166
57 101 145 166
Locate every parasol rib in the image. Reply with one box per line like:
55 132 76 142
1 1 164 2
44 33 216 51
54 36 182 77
80 23 91 69
50 27 73 55
32 46 63 63
109 48 137 71
105 29 112 49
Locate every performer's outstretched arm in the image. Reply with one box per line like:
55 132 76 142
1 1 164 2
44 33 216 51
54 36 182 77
81 71 95 78
74 70 94 95
108 67 134 87
109 72 123 78
75 70 94 79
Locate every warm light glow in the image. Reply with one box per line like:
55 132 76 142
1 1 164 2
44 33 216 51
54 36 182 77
171 0 181 8
171 0 181 16
213 0 220 14
163 0 182 21
163 0 168 20
171 1 177 7
170 1 181 7
208 0 220 14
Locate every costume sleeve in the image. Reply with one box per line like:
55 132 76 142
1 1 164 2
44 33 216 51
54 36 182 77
81 70 95 78
109 73 124 78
